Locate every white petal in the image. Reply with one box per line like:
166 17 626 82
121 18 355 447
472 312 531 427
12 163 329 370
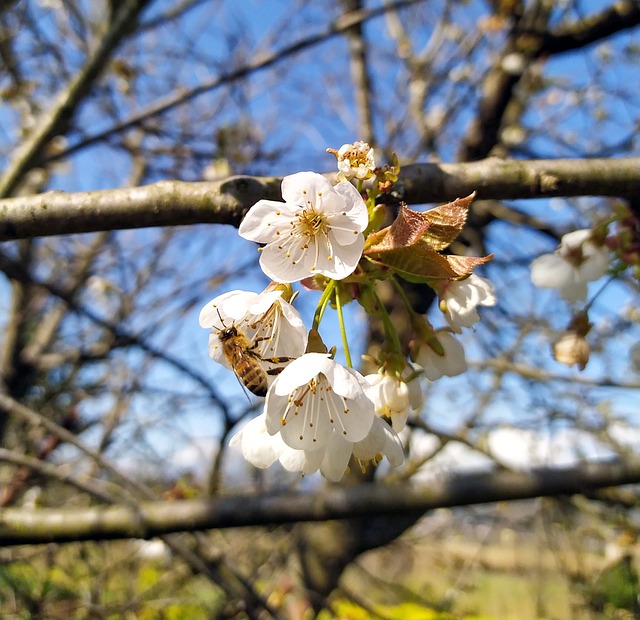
560 229 591 250
280 398 334 450
281 171 334 206
238 200 296 243
207 331 229 366
319 434 353 482
580 244 609 281
471 275 497 306
230 415 280 469
278 299 306 331
322 361 367 400
333 182 369 230
258 241 310 283
417 332 467 380
245 290 283 316
321 232 364 279
265 389 290 435
198 290 245 327
530 254 574 289
327 212 366 246
558 279 588 303
299 447 325 475
221 291 262 321
354 417 404 466
273 354 330 395
278 446 310 472
390 409 409 433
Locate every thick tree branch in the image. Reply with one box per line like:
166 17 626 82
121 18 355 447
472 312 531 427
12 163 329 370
0 157 637 241
1 459 639 545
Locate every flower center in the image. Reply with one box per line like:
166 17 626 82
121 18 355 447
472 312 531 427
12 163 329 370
563 244 587 268
341 148 368 168
295 208 328 238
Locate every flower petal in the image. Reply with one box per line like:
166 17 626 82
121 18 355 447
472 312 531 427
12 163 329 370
281 171 334 205
273 354 330 395
530 254 574 289
333 181 369 230
238 200 296 243
230 415 281 469
319 433 353 482
259 241 309 283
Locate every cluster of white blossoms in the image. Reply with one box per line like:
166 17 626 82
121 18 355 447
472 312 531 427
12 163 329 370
200 143 496 481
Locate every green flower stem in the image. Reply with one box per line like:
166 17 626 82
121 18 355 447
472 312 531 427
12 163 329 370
371 287 402 358
312 279 336 331
584 274 615 311
335 285 352 368
391 277 420 325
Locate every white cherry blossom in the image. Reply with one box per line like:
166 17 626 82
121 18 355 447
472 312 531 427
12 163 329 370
230 413 314 473
199 287 306 373
335 141 376 181
231 413 403 482
238 171 368 283
308 417 404 481
265 353 375 452
530 229 609 302
364 370 423 432
438 274 496 333
414 331 467 381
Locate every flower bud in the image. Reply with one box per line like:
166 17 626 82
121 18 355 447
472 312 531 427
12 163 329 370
552 331 590 371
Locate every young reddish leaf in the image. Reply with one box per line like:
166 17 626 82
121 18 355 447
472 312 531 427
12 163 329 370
365 205 430 251
444 253 494 278
420 193 475 251
366 244 459 281
366 242 493 282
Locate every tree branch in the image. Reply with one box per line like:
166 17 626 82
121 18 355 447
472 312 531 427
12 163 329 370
2 459 640 545
539 1 640 56
0 157 637 241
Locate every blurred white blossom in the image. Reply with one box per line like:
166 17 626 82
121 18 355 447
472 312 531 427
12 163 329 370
530 229 609 302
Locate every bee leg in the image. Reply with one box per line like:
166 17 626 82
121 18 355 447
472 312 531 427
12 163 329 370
264 356 295 363
266 367 286 377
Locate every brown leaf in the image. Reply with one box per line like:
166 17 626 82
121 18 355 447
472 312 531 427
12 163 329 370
365 205 430 251
420 193 475 251
444 253 494 278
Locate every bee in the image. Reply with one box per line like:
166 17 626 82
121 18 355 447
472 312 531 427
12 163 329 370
216 315 292 397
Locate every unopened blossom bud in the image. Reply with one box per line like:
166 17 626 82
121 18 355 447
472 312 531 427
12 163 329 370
552 311 591 371
552 331 590 371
